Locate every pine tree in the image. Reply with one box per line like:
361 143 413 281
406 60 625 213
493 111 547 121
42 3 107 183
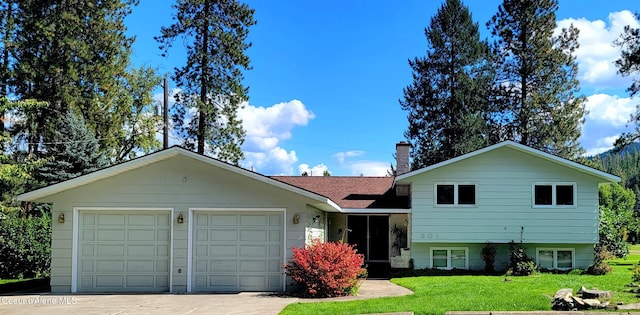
35 111 109 185
156 0 256 164
400 0 493 168
487 0 586 159
614 12 640 148
0 1 17 134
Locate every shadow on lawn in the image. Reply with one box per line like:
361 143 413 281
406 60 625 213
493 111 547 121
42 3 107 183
0 278 50 294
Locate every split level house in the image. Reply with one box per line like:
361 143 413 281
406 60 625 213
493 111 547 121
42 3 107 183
18 140 619 293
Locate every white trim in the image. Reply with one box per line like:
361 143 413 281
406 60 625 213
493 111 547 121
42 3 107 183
433 182 477 207
430 247 469 270
532 182 577 208
187 208 286 293
72 207 174 293
396 141 620 183
536 248 575 270
340 208 410 214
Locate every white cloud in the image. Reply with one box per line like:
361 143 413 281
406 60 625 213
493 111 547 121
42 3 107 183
298 163 329 176
584 93 636 127
556 10 639 88
239 99 315 174
346 161 391 176
580 93 636 156
333 150 365 163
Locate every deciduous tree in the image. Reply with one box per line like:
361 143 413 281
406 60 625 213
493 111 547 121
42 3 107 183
157 0 256 164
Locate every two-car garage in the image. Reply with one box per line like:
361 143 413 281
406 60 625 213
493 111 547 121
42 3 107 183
74 208 284 293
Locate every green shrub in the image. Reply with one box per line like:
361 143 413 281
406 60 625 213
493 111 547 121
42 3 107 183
481 242 497 273
586 244 613 275
508 240 536 276
632 262 640 283
0 212 51 279
284 240 364 297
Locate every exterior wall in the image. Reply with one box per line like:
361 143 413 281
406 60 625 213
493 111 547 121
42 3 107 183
411 242 594 271
305 205 326 245
43 155 316 293
404 147 602 245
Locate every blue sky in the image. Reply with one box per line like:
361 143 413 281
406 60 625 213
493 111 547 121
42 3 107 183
125 0 639 176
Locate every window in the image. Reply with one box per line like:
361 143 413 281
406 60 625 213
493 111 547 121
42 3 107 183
431 248 468 269
533 183 576 207
435 183 476 206
537 249 574 269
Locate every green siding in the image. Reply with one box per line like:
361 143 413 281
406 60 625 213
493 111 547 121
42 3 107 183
405 147 601 246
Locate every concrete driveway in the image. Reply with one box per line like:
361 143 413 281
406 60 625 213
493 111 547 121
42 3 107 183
0 280 413 315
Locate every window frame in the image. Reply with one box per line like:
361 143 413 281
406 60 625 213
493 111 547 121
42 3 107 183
430 247 469 270
536 248 575 270
434 182 477 207
531 182 577 208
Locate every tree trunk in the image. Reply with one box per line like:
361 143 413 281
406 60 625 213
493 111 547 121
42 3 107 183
197 0 211 155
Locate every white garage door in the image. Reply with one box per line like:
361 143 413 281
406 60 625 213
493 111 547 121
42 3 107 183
192 211 283 292
77 211 171 292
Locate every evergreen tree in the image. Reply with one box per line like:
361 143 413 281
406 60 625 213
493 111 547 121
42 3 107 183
35 111 109 185
400 0 492 168
0 1 17 133
614 12 640 148
9 0 160 162
487 0 586 159
156 0 256 164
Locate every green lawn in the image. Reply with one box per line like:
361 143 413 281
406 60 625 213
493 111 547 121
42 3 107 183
280 246 640 315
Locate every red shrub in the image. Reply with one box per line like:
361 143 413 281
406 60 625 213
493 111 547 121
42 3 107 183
284 240 365 297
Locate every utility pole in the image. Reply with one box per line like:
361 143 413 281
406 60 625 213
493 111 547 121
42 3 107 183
163 75 169 149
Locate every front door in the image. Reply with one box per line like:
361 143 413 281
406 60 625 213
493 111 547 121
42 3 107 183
347 215 389 262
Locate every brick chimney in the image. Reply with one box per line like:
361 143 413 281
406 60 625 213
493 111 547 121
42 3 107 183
395 141 411 175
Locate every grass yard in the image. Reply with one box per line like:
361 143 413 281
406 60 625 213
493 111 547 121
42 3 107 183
280 246 640 315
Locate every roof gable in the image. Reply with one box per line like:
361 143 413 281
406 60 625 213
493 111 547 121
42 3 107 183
18 146 340 212
395 141 620 183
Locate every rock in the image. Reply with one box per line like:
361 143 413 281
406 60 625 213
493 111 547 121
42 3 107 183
554 288 573 299
617 303 640 310
578 286 611 298
582 299 601 308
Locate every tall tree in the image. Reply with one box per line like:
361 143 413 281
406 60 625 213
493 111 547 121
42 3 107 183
614 12 640 148
10 0 160 162
487 0 586 159
157 0 255 164
0 1 17 134
400 0 493 168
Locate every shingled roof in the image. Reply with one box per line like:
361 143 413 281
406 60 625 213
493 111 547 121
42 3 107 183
271 176 409 209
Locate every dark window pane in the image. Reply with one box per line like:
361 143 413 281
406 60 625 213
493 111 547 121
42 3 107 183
458 185 475 205
556 185 574 205
535 185 552 205
437 185 454 204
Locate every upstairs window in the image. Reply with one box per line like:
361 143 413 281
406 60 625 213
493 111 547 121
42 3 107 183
435 183 476 206
533 183 576 207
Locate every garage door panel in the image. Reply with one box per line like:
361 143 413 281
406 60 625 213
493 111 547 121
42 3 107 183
128 214 156 225
212 215 237 226
96 275 123 287
128 229 156 241
212 229 237 241
127 244 155 256
192 211 283 292
240 230 267 241
97 214 125 225
210 245 236 257
97 244 125 256
126 275 154 287
78 211 170 292
97 229 125 241
96 260 124 272
239 261 266 272
240 245 266 257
